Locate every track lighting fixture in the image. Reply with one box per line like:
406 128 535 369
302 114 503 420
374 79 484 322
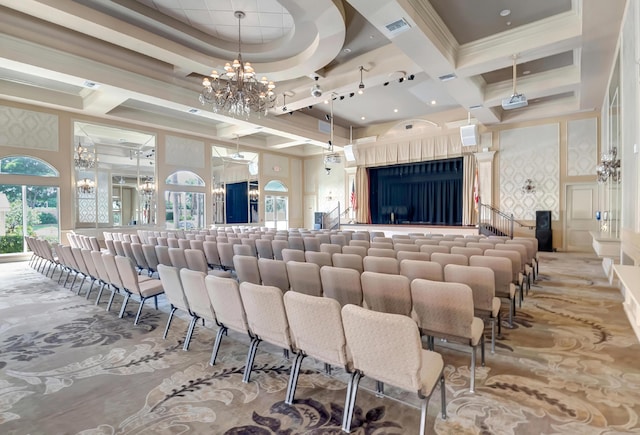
398 77 404 83
282 93 288 112
311 76 322 97
408 74 415 80
358 65 366 94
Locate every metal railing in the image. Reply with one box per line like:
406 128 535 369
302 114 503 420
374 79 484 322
478 203 514 238
324 203 341 231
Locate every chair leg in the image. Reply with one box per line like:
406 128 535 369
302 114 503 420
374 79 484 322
242 337 261 383
183 315 198 351
134 296 147 325
285 352 305 405
324 363 332 375
84 279 95 299
419 396 431 435
490 318 496 354
509 297 515 327
209 325 228 365
439 373 447 420
480 335 486 367
106 287 118 311
163 306 177 339
154 295 158 309
118 292 131 318
470 345 476 393
341 371 362 433
375 381 384 397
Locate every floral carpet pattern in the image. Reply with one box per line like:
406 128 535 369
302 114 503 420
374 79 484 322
1 253 640 434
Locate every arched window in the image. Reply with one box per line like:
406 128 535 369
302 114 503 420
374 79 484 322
0 156 58 177
264 180 288 192
165 170 205 186
0 156 60 253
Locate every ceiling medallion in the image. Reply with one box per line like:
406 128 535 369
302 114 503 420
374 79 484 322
199 11 276 117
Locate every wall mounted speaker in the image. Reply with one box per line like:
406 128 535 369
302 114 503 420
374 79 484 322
460 124 479 146
536 210 551 230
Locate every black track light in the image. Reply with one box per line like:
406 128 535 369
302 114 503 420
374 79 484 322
383 82 389 86
398 77 404 83
408 74 415 80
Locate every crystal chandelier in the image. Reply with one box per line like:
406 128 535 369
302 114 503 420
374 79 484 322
77 177 95 194
139 177 155 197
199 11 276 117
596 147 620 183
74 141 96 170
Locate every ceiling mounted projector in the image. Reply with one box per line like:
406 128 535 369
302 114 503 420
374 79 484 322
502 56 528 110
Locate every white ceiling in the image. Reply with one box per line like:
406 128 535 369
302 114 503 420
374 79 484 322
0 0 626 156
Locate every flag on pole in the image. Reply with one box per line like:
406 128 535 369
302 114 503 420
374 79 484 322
473 167 479 212
350 179 357 211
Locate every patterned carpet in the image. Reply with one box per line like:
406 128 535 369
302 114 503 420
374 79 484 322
1 253 640 434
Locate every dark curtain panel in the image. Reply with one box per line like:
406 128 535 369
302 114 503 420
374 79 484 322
226 181 248 223
369 157 463 225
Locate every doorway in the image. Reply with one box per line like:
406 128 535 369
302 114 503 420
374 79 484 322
564 183 599 252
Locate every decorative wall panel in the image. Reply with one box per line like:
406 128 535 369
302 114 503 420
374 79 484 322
165 136 204 168
0 106 58 151
499 124 560 220
567 118 597 176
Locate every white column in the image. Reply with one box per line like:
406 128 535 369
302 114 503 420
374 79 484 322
474 151 496 206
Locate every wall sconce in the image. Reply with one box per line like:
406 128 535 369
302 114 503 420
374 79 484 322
521 179 536 194
213 185 225 198
249 189 259 200
139 177 155 197
596 147 621 183
77 177 95 194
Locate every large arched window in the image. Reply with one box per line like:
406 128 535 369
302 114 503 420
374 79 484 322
165 171 205 186
264 180 288 230
0 156 60 254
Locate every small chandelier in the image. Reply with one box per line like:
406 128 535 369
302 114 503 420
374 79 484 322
74 141 96 170
199 11 276 117
213 184 225 198
77 177 95 194
139 177 155 197
596 147 621 183
521 179 536 194
249 188 259 200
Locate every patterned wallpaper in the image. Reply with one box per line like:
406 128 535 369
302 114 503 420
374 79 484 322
499 124 560 220
165 135 205 168
567 118 597 176
0 106 58 151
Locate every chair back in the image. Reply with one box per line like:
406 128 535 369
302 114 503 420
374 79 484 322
320 243 342 256
367 247 396 258
469 255 514 298
90 250 110 283
81 249 98 278
286 261 322 296
184 248 209 273
363 256 399 274
341 245 367 258
465 242 494 253
360 271 411 316
205 275 249 333
341 304 424 393
349 239 370 249
282 248 305 263
393 243 419 253
284 291 350 368
233 244 254 257
202 241 222 268
303 237 321 252
370 242 393 250
167 238 180 248
420 244 450 255
114 255 141 295
240 282 292 349
155 245 171 266
131 243 149 271
444 264 495 313
396 251 431 263
485 249 521 282
255 239 274 259
241 238 258 256
258 258 290 292
331 253 364 274
430 252 468 268
330 234 346 247
320 265 363 307
233 255 261 284
305 251 332 268
217 242 235 269
180 268 216 322
157 264 190 312
288 237 305 251
450 246 483 260
399 259 443 282
271 239 289 260
168 248 189 269
142 244 160 271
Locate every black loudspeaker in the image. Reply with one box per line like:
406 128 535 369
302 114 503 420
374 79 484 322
536 210 551 230
536 229 553 252
314 212 324 229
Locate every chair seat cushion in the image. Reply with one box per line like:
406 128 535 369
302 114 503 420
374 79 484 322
418 349 444 397
491 297 501 317
470 317 484 346
139 279 164 297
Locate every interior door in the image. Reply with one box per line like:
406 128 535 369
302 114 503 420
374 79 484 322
565 183 599 252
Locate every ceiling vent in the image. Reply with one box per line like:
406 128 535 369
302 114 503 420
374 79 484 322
438 73 457 82
385 18 411 35
82 80 101 89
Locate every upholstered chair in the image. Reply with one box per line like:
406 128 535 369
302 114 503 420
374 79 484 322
320 265 363 307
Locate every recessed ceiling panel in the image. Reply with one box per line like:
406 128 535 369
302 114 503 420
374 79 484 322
482 51 574 84
429 0 572 44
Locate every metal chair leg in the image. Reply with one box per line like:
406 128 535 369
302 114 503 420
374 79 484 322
440 373 447 420
242 338 261 383
163 306 177 339
341 371 362 433
375 380 384 397
183 315 198 351
106 288 118 311
209 325 227 365
285 352 305 405
118 292 131 318
470 345 476 393
419 396 431 435
490 318 496 353
134 296 147 325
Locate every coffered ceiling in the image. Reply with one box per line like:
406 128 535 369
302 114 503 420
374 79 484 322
0 0 626 156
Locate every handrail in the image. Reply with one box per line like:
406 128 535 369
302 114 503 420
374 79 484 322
323 203 341 231
478 202 514 238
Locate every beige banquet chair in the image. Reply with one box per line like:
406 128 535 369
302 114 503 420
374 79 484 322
257 258 290 293
305 251 333 268
341 304 446 433
341 245 367 259
114 255 164 325
179 268 218 351
362 256 399 275
360 271 412 316
157 264 191 339
331 253 364 274
411 278 485 393
282 248 306 263
286 261 323 297
399 259 444 282
470 255 517 327
283 291 352 404
233 254 262 284
396 251 431 263
239 282 295 383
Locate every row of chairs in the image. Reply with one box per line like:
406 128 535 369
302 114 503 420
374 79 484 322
158 265 447 433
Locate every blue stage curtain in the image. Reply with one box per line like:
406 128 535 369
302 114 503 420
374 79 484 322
225 181 248 223
369 157 463 225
